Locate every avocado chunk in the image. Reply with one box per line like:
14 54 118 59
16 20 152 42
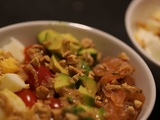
78 85 94 106
61 33 81 51
74 76 97 105
79 76 97 97
50 53 68 74
80 60 91 76
63 104 86 115
54 73 75 93
37 29 81 55
79 48 98 59
38 29 59 43
61 104 107 120
41 30 64 55
62 104 95 120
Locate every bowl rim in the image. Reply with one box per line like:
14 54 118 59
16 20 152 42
0 20 156 120
125 0 160 67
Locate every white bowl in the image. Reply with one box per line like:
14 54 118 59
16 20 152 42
125 0 160 67
0 21 156 120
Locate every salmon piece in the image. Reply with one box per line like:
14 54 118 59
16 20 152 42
93 57 135 83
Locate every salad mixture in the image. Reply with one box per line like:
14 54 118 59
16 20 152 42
0 29 145 120
134 8 160 62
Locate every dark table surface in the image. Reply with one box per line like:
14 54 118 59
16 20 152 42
0 0 159 119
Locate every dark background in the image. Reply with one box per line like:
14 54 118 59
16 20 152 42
0 0 159 119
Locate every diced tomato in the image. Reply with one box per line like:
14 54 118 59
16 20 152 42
24 45 32 63
16 89 37 108
35 65 52 85
25 69 35 90
24 65 52 90
47 97 62 109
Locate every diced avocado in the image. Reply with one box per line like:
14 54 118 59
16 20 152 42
62 33 81 51
37 29 81 55
61 33 80 45
79 48 98 59
78 86 94 106
54 73 75 93
50 54 68 74
38 29 64 55
80 60 91 76
79 76 97 96
38 29 58 43
60 104 106 120
44 32 64 55
62 104 93 119
79 48 97 55
63 104 86 115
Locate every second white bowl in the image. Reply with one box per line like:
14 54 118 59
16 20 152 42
125 0 160 66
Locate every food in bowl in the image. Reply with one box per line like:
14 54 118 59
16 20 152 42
125 0 160 66
0 28 146 120
134 8 160 62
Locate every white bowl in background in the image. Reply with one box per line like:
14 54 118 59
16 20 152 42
125 0 160 67
0 21 156 120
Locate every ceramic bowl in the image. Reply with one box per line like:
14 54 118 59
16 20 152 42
125 0 160 66
0 21 156 120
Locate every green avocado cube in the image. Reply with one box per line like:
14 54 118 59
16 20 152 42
54 73 75 93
